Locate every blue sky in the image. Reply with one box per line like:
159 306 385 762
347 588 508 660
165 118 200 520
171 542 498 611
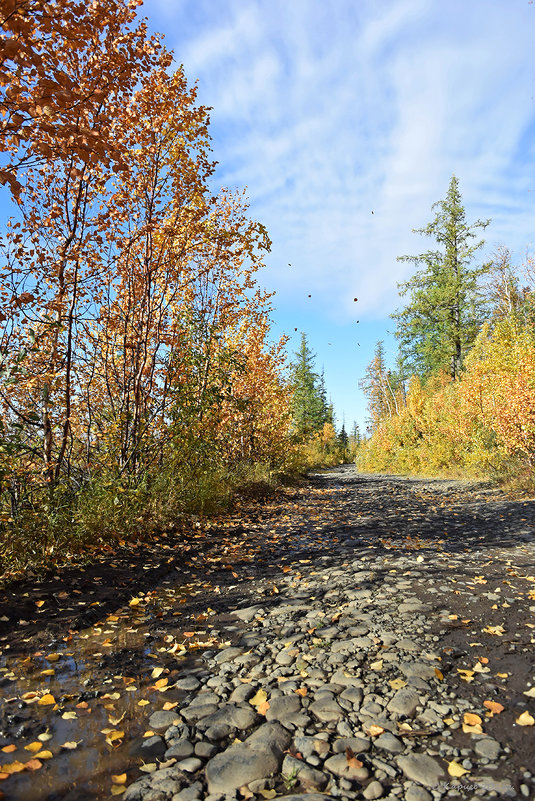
140 0 535 431
4 0 535 432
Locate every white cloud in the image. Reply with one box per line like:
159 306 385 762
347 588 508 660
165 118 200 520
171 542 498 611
146 0 535 322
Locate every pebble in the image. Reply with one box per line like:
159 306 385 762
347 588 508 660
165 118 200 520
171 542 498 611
121 470 524 801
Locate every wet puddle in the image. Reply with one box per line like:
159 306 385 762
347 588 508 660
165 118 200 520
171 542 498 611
0 581 226 800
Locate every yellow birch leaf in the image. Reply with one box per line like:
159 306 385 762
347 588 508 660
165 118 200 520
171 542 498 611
24 742 42 753
38 694 56 705
389 678 407 690
516 711 535 726
111 787 125 795
462 723 483 734
37 750 53 759
448 761 469 777
523 687 535 698
434 668 444 681
151 667 165 679
137 700 150 707
249 689 268 708
112 773 127 784
463 713 482 726
1 745 16 753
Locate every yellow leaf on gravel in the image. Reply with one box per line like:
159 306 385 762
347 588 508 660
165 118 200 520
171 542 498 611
137 700 150 707
24 759 42 771
111 787 125 795
483 700 504 715
152 678 168 690
259 791 277 799
129 598 141 607
367 724 385 736
462 723 483 734
448 761 469 777
463 713 482 726
249 689 268 708
457 669 474 683
37 751 53 759
40 669 55 677
61 741 80 750
162 701 178 711
370 660 383 671
62 712 77 720
24 742 42 753
434 668 444 681
47 653 61 662
37 733 52 742
483 625 505 636
516 711 535 726
1 745 16 753
257 700 270 716
389 678 407 690
523 687 535 698
112 773 127 784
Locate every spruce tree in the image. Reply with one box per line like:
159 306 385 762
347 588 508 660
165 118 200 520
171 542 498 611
392 175 490 379
290 333 329 436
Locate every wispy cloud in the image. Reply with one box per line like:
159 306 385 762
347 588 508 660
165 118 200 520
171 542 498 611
145 0 535 423
148 0 535 320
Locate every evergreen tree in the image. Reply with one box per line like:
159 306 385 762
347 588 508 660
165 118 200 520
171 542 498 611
392 175 491 379
290 333 330 436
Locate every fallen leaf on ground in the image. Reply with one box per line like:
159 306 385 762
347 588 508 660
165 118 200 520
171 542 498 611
463 713 482 726
249 689 268 708
448 761 469 777
483 700 504 715
1 746 16 753
112 773 127 784
0 762 25 775
24 742 42 753
516 711 535 726
24 759 42 771
389 678 406 690
523 687 535 698
61 741 80 749
483 625 505 636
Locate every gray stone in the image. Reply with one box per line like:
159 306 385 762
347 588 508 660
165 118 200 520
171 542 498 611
181 703 219 722
148 710 182 731
363 780 384 799
398 662 437 680
233 605 263 622
396 753 445 788
205 722 291 794
275 647 298 665
205 724 231 741
174 676 201 691
324 752 369 782
472 775 516 796
374 732 403 753
195 741 217 759
332 736 371 754
177 757 203 773
282 754 328 790
310 695 344 722
140 735 167 759
229 684 256 704
213 646 245 664
165 740 194 759
198 703 259 731
474 737 501 760
266 694 301 724
340 686 364 706
172 782 202 801
405 784 432 801
387 687 420 717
